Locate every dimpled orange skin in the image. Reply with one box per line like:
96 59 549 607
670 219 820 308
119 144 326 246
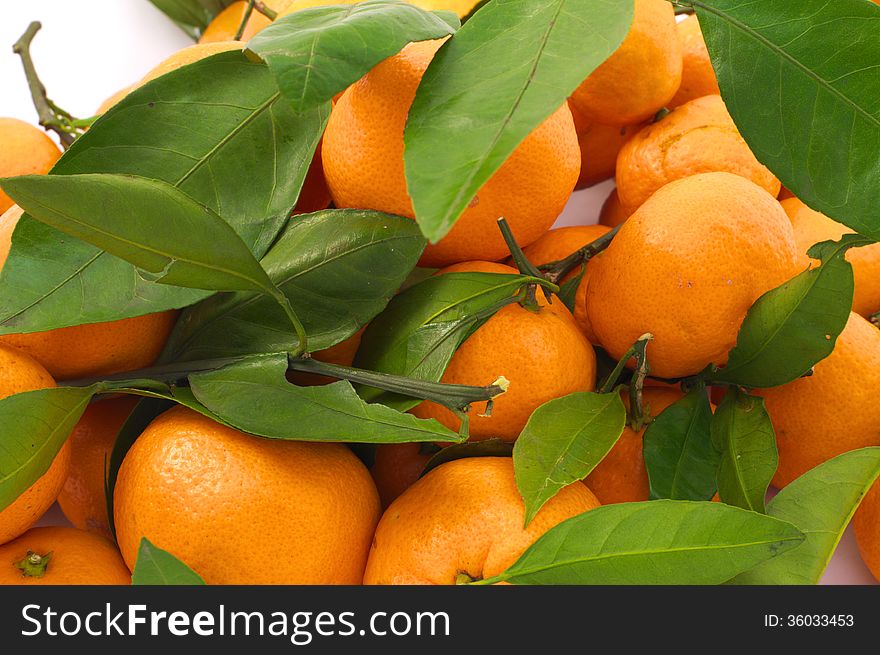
0 343 70 545
585 387 683 505
586 172 801 380
669 15 720 108
322 40 580 268
114 406 381 584
0 119 62 214
518 225 612 344
569 102 642 189
756 313 880 489
854 481 880 582
363 457 600 584
0 527 131 585
599 187 634 228
570 0 681 127
782 198 880 317
616 95 781 213
370 443 434 509
141 41 243 85
57 397 138 538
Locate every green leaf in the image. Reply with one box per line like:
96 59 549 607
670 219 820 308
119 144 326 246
189 354 463 443
167 210 425 361
421 438 511 477
404 0 633 241
687 0 880 239
514 391 626 526
248 0 457 112
0 50 327 333
707 236 869 388
132 538 205 585
354 271 535 410
556 266 585 314
712 388 777 513
2 174 276 295
148 0 237 39
0 386 96 512
644 386 718 501
485 500 804 585
733 447 880 585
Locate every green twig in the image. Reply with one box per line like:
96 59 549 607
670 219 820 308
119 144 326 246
598 333 653 395
234 0 256 40
539 223 620 285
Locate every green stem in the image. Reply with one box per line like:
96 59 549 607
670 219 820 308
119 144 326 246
673 3 695 16
598 333 653 395
540 224 620 285
234 0 256 40
271 289 309 356
254 1 278 20
497 217 543 278
627 337 653 431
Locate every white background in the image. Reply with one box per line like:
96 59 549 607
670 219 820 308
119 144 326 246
1 0 875 585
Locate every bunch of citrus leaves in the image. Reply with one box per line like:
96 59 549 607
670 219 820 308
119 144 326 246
0 0 879 585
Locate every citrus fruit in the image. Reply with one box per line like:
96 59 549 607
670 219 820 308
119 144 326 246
0 343 69 545
291 142 332 215
199 0 291 44
669 14 720 108
0 118 62 214
57 396 138 538
370 443 435 509
616 95 782 213
411 262 597 441
322 39 580 267
95 85 135 114
569 101 642 188
363 457 600 584
756 312 880 488
782 197 880 317
0 526 130 585
140 41 243 85
281 0 481 19
586 172 801 379
570 0 681 126
854 480 880 582
585 386 683 504
114 406 381 584
598 187 633 228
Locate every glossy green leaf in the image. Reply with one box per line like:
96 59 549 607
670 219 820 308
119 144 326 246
167 210 425 361
2 174 275 295
0 386 97 512
712 388 777 513
686 0 880 239
404 0 633 241
0 50 327 333
644 386 718 501
421 439 510 476
189 354 463 443
354 271 535 410
485 500 804 585
248 0 457 112
733 447 880 585
707 236 868 388
148 0 237 39
132 538 205 585
514 391 626 526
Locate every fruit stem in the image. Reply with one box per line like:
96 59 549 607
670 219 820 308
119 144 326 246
539 223 621 285
672 4 695 16
497 217 551 310
15 551 52 578
234 0 257 40
253 1 278 20
598 333 653 395
12 22 84 148
627 335 653 431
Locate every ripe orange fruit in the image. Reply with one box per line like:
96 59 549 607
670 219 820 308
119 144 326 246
0 206 178 380
585 387 683 504
586 172 801 379
0 343 69 545
598 187 633 228
322 39 580 267
199 0 291 44
669 15 720 108
854 480 880 582
570 0 681 126
778 186 797 201
782 197 880 317
95 85 135 115
0 527 130 585
411 262 596 441
370 443 435 509
569 101 642 188
57 396 138 538
141 41 243 85
114 406 380 584
291 143 332 215
0 119 62 214
756 312 880 488
616 95 782 213
280 0 481 19
518 225 612 344
363 457 600 584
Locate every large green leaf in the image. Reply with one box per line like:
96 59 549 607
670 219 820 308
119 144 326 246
188 354 464 443
0 50 327 333
712 389 777 513
733 447 880 585
685 0 880 239
483 500 804 585
132 538 205 585
167 210 425 361
248 0 457 112
0 386 97 512
707 236 868 388
514 391 626 526
404 0 633 241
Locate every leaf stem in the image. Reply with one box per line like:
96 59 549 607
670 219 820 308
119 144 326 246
254 1 278 20
270 289 309 356
539 223 620 284
598 333 653 395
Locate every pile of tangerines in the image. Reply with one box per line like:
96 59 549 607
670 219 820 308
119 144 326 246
1 0 878 585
